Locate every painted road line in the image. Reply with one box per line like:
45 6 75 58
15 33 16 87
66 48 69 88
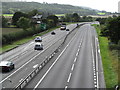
76 52 78 57
74 58 77 62
95 36 99 88
33 64 39 68
33 31 78 90
71 64 75 71
65 86 68 90
0 39 62 84
67 73 72 83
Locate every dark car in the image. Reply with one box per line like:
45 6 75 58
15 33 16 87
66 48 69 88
51 31 56 35
34 43 43 50
35 36 42 42
0 61 15 72
66 29 69 31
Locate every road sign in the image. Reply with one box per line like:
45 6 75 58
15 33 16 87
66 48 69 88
40 23 47 30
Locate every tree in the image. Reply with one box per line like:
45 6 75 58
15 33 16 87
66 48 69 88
2 16 8 27
28 9 42 18
106 16 120 44
96 18 107 24
87 16 93 21
47 15 58 26
64 13 72 22
17 17 30 30
12 11 28 27
59 16 66 22
72 13 80 22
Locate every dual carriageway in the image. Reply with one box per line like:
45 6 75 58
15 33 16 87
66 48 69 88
0 22 105 89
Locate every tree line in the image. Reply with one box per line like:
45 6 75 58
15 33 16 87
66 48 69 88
2 9 94 45
96 16 120 51
2 2 101 16
2 9 59 45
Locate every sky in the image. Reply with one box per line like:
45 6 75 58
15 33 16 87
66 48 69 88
24 0 120 13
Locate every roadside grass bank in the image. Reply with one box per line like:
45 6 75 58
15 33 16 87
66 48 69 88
0 26 60 54
92 24 118 88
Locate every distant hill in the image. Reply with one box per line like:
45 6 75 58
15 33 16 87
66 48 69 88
2 2 110 16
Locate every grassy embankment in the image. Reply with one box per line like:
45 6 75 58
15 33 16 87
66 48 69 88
93 24 118 88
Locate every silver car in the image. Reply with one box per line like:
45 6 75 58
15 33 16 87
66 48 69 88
34 43 43 50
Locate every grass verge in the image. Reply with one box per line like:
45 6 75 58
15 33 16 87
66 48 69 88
0 26 60 53
92 24 118 88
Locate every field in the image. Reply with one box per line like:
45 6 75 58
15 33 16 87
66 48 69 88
1 28 23 35
97 12 106 15
55 14 65 16
2 14 13 17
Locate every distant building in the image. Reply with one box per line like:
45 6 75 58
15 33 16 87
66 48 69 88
118 1 120 14
32 14 42 24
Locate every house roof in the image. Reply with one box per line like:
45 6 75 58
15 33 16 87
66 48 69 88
32 14 42 19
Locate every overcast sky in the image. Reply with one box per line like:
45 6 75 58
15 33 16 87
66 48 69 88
24 0 120 12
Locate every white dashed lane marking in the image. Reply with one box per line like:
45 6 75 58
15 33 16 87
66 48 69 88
74 58 77 62
67 73 72 83
71 64 75 71
33 64 38 68
65 86 68 90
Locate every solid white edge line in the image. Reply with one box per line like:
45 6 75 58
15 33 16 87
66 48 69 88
0 41 61 83
33 46 67 90
33 31 78 90
1 27 71 83
95 36 99 88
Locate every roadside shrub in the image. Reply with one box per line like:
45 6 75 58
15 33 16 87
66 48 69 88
109 43 120 50
2 27 41 45
2 22 56 45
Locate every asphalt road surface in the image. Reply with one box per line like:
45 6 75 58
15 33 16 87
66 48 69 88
0 22 105 89
24 23 105 89
0 24 78 89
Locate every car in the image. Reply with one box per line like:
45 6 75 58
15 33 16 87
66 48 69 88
34 43 43 50
51 31 56 35
60 26 66 30
0 61 15 72
76 23 79 27
66 29 69 31
35 36 42 42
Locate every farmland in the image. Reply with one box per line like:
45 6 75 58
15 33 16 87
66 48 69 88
1 28 23 35
2 14 13 17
